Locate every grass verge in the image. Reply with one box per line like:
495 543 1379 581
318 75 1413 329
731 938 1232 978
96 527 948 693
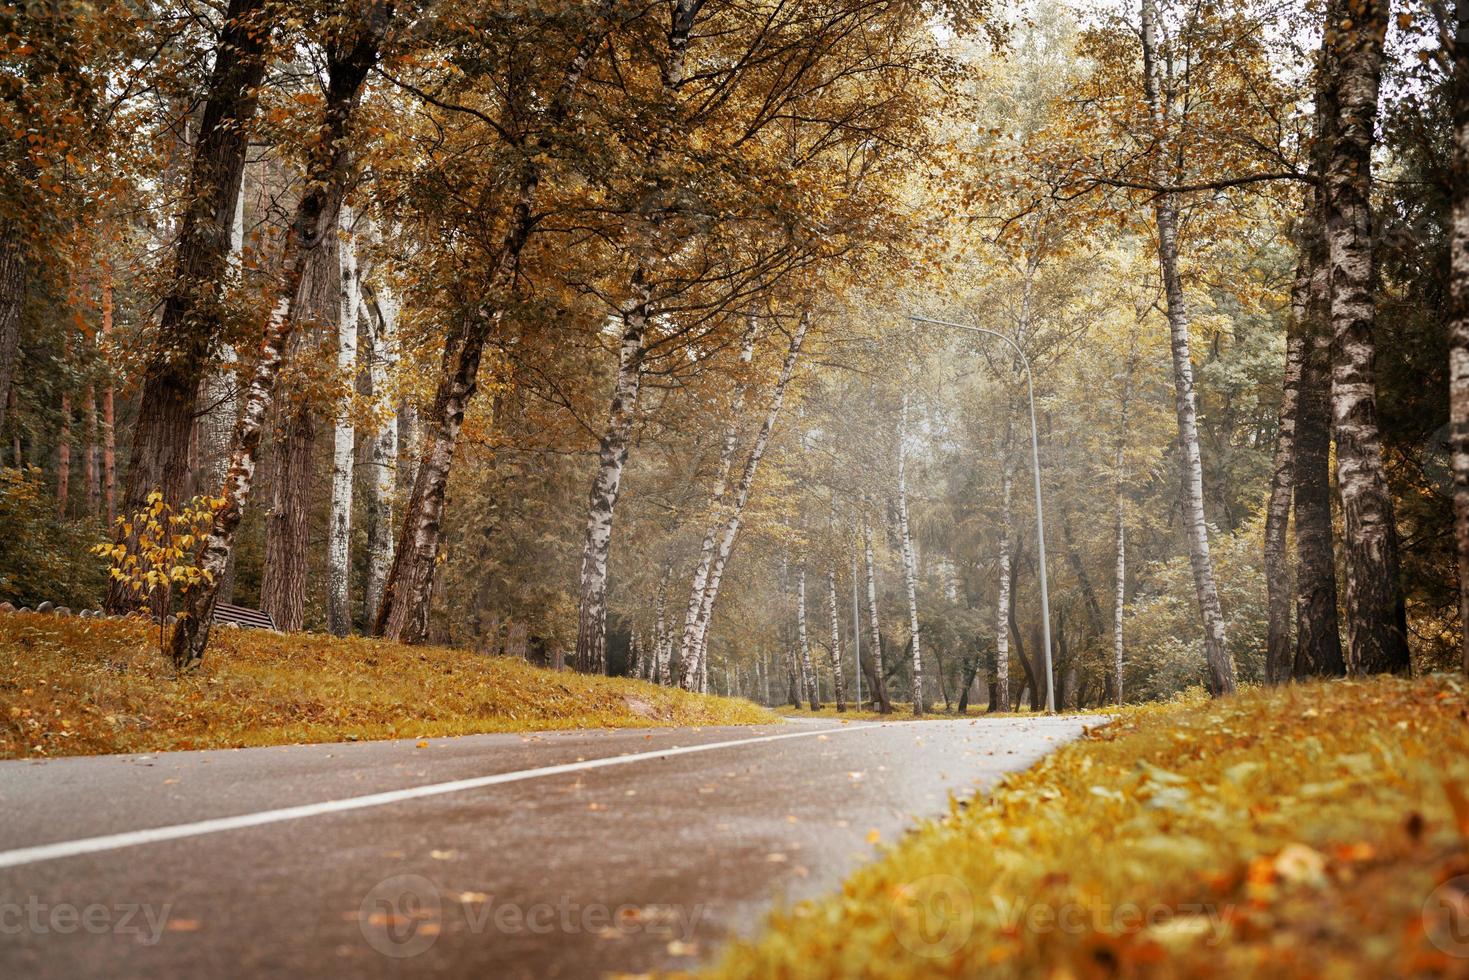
0 612 774 758
706 674 1469 978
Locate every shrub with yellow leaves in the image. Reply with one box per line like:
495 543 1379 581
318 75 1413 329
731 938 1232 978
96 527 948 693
92 490 223 656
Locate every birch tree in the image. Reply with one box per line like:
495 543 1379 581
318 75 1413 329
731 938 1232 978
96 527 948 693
172 2 391 668
108 0 276 613
1446 0 1469 677
327 210 360 636
796 566 820 711
1320 0 1410 673
898 393 925 715
362 266 398 622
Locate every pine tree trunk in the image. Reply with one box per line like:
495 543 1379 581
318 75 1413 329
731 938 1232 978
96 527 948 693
327 214 360 636
171 9 389 668
797 566 820 710
0 217 26 437
862 523 892 713
827 564 847 711
85 383 99 516
1264 261 1308 684
683 313 810 684
110 0 274 614
56 358 71 517
1113 488 1126 705
101 268 115 525
363 275 399 624
898 394 924 715
1140 0 1237 695
1450 0 1469 679
1322 0 1409 674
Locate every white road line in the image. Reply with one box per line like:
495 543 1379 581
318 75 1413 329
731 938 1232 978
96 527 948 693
0 724 875 871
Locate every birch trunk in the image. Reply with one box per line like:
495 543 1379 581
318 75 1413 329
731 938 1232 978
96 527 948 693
374 26 603 643
575 311 646 674
677 318 757 677
654 562 671 684
197 172 246 501
1113 490 1126 706
797 567 820 710
363 275 399 622
827 565 847 711
898 394 924 715
1264 261 1308 683
684 313 811 681
172 9 389 668
1293 246 1346 676
327 213 360 636
862 523 892 713
1321 0 1409 674
575 0 699 672
1451 0 1469 678
995 439 1013 712
1139 0 1237 695
110 0 274 613
56 350 71 517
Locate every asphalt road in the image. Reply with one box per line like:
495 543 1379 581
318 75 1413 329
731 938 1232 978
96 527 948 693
0 714 1096 978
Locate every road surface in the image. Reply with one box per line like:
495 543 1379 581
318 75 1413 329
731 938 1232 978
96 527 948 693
0 714 1096 978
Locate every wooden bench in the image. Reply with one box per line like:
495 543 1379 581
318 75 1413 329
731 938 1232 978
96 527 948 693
211 602 278 631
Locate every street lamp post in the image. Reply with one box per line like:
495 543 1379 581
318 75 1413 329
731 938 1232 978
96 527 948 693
907 314 1056 713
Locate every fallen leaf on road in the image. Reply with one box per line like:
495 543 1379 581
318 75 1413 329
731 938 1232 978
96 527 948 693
430 849 459 860
666 940 699 956
415 740 429 748
166 919 201 932
867 829 882 844
766 852 788 862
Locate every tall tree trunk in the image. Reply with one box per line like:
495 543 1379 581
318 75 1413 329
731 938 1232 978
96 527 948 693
1139 0 1238 695
327 213 360 636
373 27 604 644
995 434 1014 713
1112 490 1126 705
171 7 389 669
574 0 699 672
677 317 757 673
363 274 399 622
1264 261 1308 684
654 561 672 684
1450 0 1469 678
862 523 892 713
575 311 646 674
1321 0 1409 674
682 313 810 685
109 0 274 613
898 393 924 715
827 564 847 711
56 347 71 517
1293 244 1346 677
84 382 99 517
0 218 23 438
796 567 820 710
101 267 115 525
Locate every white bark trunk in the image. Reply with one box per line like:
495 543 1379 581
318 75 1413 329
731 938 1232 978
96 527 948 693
1450 0 1469 679
654 562 671 685
575 309 646 674
1140 0 1237 695
683 313 811 684
827 564 846 711
677 317 757 679
797 566 819 710
995 440 1013 711
898 393 923 715
327 209 360 636
363 274 399 622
